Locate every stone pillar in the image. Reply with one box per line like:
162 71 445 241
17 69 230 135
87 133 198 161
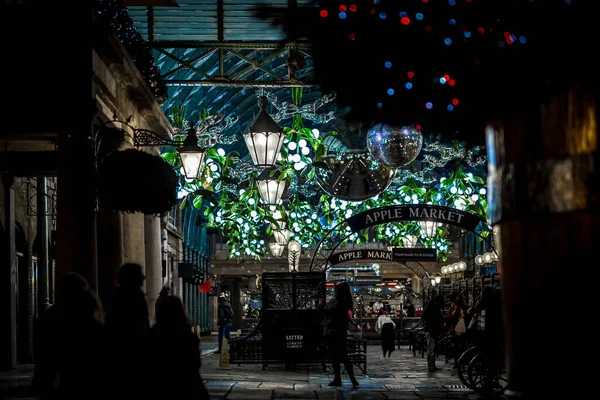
36 177 50 312
0 175 17 369
55 134 98 293
96 210 123 306
122 212 146 290
486 85 598 398
144 215 162 323
231 281 242 331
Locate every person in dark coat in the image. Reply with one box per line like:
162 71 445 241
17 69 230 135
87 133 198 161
421 295 444 372
217 296 234 353
148 295 210 400
322 281 360 388
104 263 150 398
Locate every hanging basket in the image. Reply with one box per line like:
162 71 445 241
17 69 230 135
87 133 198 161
96 149 178 215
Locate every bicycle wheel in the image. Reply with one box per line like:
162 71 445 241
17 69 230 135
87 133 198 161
467 352 508 394
456 346 480 388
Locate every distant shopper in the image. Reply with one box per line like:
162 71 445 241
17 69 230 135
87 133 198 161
322 282 360 388
375 310 396 358
404 299 416 317
217 296 234 353
421 296 444 372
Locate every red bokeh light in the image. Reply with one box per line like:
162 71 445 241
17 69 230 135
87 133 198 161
477 27 485 34
422 0 429 3
424 25 432 32
452 98 459 106
448 79 456 86
370 8 376 14
339 5 347 12
349 4 357 12
319 9 328 18
443 74 450 81
407 71 415 78
401 17 410 25
415 125 422 131
348 33 356 41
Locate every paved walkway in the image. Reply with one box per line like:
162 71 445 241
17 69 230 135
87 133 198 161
0 336 498 399
201 343 496 399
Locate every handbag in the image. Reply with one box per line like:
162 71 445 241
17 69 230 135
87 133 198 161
455 317 467 335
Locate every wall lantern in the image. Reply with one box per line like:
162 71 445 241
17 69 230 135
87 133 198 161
256 170 286 206
178 127 207 180
244 96 285 169
433 273 442 284
269 242 285 257
288 240 301 272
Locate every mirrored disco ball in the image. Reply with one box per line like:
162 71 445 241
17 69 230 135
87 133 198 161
315 151 395 201
367 123 423 168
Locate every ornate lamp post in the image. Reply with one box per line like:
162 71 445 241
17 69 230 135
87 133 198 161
244 96 285 169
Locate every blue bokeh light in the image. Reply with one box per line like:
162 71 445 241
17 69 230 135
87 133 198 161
399 11 407 17
425 102 433 109
440 77 447 84
519 36 527 44
384 61 392 69
339 12 347 19
376 102 383 108
464 31 472 38
449 0 456 5
447 104 454 111
405 82 413 89
449 19 456 25
444 38 452 46
387 88 395 96
415 13 424 20
379 12 387 19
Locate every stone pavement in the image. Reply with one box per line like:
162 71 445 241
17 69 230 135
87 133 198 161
0 338 498 399
201 344 498 399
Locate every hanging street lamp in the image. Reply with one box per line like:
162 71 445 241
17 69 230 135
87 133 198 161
269 209 287 231
269 242 285 257
178 127 207 180
418 221 442 240
256 169 287 206
244 96 285 169
402 235 418 248
273 229 291 246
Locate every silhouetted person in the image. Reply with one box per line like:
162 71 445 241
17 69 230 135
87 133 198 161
217 296 233 353
322 281 359 388
421 295 444 372
33 273 108 399
148 295 210 399
104 263 150 398
154 286 170 323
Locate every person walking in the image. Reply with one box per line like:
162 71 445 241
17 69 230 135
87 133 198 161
322 281 360 388
375 309 396 358
217 296 234 353
421 295 444 372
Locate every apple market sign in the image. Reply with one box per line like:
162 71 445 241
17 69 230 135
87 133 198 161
310 205 486 274
328 248 437 265
345 205 482 233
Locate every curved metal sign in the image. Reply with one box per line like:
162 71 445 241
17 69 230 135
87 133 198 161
345 204 482 233
309 205 488 288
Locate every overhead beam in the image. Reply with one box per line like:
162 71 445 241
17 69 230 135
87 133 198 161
151 41 312 50
163 80 319 88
